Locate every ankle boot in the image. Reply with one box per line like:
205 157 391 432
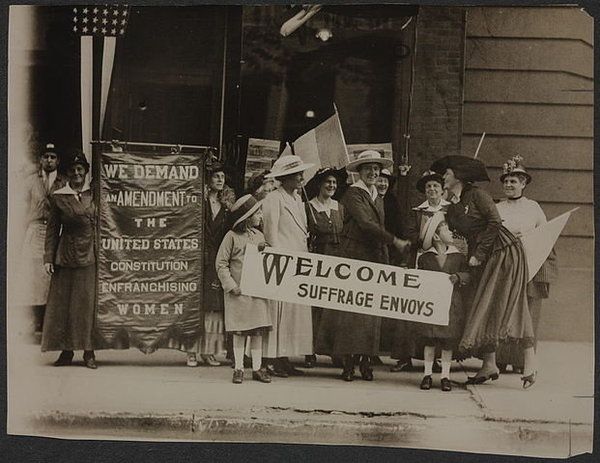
359 355 374 381
341 355 355 381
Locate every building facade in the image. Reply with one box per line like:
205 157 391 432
10 5 594 341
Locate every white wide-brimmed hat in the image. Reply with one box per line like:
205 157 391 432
264 155 315 179
421 211 447 251
346 150 393 172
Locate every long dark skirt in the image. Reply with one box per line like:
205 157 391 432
41 264 96 352
458 227 534 357
316 310 381 356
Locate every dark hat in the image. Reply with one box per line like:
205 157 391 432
206 160 225 176
416 170 444 193
247 169 272 193
500 155 532 184
230 194 261 229
41 143 58 157
303 167 348 200
70 152 90 170
430 155 489 183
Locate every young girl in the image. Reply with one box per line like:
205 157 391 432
215 194 272 384
416 212 470 392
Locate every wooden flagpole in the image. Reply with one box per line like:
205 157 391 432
473 132 486 159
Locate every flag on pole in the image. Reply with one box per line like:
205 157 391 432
72 5 129 167
520 209 576 281
290 110 349 181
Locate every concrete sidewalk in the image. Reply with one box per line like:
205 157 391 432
7 338 594 457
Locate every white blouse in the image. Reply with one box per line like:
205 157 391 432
496 196 547 236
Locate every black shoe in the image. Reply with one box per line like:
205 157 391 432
304 355 316 368
420 375 432 390
232 369 244 384
465 371 500 385
341 368 354 382
521 371 537 390
53 350 73 367
359 364 374 381
441 377 452 392
268 364 288 378
281 358 305 376
84 357 98 369
252 368 271 383
390 360 411 373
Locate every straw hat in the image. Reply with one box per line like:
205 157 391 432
230 194 262 230
421 211 446 251
500 155 532 184
264 155 314 179
346 150 393 172
416 170 444 194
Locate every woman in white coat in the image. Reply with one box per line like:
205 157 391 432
262 155 315 377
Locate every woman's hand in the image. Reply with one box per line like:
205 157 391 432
398 164 412 176
393 238 410 252
258 242 269 252
44 263 54 275
230 286 242 296
468 256 482 267
449 274 460 285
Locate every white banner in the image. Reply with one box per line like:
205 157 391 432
240 244 454 326
521 208 576 281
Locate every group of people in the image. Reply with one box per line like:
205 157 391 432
23 142 556 391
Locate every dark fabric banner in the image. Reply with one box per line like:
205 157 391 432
96 146 206 353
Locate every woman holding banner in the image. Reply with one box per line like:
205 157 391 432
433 155 537 389
42 153 98 369
331 151 409 382
494 156 557 375
262 155 315 377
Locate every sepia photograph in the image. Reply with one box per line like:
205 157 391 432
5 2 595 459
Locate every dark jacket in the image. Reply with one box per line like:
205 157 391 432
340 185 394 264
446 185 501 263
44 185 96 267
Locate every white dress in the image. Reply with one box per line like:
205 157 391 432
261 188 313 357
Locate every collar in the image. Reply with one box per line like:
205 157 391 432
54 182 90 195
414 198 451 212
351 180 378 201
422 244 461 256
507 195 524 201
309 197 339 213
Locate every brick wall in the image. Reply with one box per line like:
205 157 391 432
395 6 466 208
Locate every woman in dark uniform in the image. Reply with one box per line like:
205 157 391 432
42 153 98 368
329 151 409 381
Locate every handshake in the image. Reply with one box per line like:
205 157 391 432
392 237 411 252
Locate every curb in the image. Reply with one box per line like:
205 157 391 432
28 408 593 456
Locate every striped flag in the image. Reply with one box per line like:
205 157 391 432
290 109 349 181
72 4 130 167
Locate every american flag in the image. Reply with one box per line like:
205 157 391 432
72 5 129 37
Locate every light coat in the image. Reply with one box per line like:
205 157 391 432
261 188 313 357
